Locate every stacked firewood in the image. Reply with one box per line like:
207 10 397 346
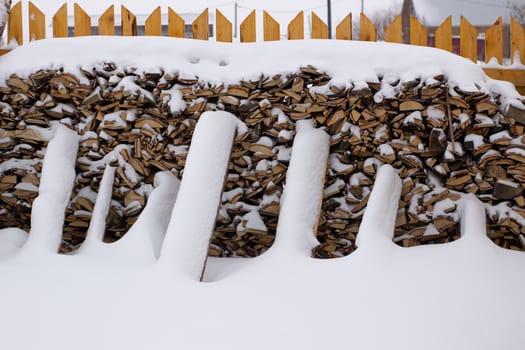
49 65 198 252
0 75 51 232
1 64 524 256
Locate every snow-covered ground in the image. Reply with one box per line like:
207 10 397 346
1 37 525 349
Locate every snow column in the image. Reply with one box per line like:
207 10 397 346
356 164 402 249
24 125 79 254
272 120 329 256
159 111 239 279
459 194 488 245
78 165 116 253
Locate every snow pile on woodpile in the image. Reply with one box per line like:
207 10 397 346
0 37 524 257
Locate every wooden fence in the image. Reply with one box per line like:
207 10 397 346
1 1 525 93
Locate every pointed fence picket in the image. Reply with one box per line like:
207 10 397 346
121 5 137 36
460 16 478 62
511 17 525 65
288 11 304 40
311 12 328 39
216 9 232 43
263 11 280 42
192 8 208 40
360 13 377 42
98 5 115 36
336 14 352 40
168 7 184 38
410 15 427 46
74 3 91 37
145 6 162 36
385 15 402 43
240 10 255 43
8 1 22 45
0 2 524 93
485 17 503 64
434 16 452 52
28 1 45 41
52 3 67 38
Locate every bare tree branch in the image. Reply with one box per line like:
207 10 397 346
0 0 11 39
507 0 525 25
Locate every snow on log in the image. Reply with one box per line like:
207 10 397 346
78 165 115 254
0 228 27 260
271 120 329 257
23 125 79 254
106 171 180 262
356 164 401 249
159 111 239 279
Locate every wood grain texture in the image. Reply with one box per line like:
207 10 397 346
485 17 503 64
360 13 376 42
168 8 185 38
98 5 115 36
74 3 91 37
121 5 137 36
8 1 23 45
216 9 232 42
288 11 304 40
53 3 68 38
263 11 280 41
435 16 452 52
192 8 209 40
28 2 45 41
145 6 162 36
240 10 256 43
460 16 477 62
384 15 402 43
410 15 427 46
311 12 328 39
510 17 525 64
336 13 352 40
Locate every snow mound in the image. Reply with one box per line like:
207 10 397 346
0 36 521 100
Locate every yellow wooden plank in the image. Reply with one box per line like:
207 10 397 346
0 49 12 56
483 68 525 95
435 16 452 52
28 2 45 41
288 11 304 40
145 6 162 36
53 3 68 38
460 16 477 62
216 9 232 42
74 3 91 37
311 11 328 39
510 17 525 64
263 11 280 41
336 13 352 40
192 8 209 40
121 5 137 36
240 10 256 43
410 15 427 46
8 1 23 45
384 15 402 43
485 17 503 64
98 5 115 36
360 13 376 42
168 7 185 38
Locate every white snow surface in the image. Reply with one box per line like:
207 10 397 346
0 37 525 349
0 36 522 103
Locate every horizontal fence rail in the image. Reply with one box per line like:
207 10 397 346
1 2 525 93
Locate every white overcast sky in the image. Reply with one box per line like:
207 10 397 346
19 0 525 29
